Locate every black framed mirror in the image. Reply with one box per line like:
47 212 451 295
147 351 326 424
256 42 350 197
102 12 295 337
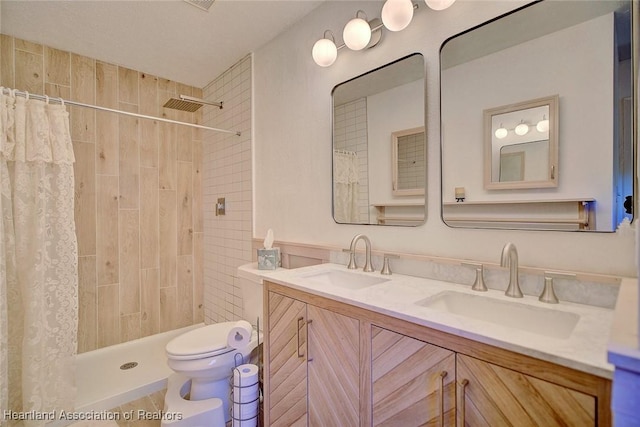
332 53 426 226
440 0 635 232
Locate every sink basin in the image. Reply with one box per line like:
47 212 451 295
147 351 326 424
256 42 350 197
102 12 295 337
298 269 390 290
416 291 579 339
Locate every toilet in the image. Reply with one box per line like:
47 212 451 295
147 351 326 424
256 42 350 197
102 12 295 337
162 266 264 427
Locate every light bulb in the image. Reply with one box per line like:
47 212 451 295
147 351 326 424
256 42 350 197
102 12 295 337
312 37 338 67
382 0 414 32
515 122 529 136
536 116 549 133
495 126 508 139
343 14 372 51
425 0 456 11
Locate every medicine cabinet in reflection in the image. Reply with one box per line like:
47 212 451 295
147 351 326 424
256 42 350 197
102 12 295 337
392 126 426 196
332 53 426 226
484 95 558 190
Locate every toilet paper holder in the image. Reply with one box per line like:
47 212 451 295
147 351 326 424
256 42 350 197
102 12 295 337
229 317 263 426
230 362 261 427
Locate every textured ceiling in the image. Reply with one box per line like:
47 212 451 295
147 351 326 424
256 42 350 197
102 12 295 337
1 0 323 88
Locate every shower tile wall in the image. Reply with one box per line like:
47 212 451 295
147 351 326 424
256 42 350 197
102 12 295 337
0 35 205 352
333 98 369 223
201 55 252 324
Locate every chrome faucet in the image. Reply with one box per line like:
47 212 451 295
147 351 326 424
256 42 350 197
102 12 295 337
500 243 523 298
347 234 374 272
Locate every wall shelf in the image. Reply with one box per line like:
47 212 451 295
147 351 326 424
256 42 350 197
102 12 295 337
443 199 595 230
372 203 425 225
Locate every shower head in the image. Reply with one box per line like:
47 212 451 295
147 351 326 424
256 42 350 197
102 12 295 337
162 95 223 112
183 0 215 12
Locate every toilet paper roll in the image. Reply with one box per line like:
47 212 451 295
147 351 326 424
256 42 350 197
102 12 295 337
227 320 253 349
232 364 259 427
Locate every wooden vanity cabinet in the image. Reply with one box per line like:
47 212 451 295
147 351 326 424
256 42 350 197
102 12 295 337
457 354 596 426
266 292 308 426
265 290 360 427
371 326 456 426
263 281 611 427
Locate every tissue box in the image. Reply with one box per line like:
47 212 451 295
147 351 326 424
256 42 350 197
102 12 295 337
257 248 280 270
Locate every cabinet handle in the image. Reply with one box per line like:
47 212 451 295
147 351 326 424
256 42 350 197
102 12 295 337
296 317 304 358
439 371 448 427
306 319 313 362
457 379 469 427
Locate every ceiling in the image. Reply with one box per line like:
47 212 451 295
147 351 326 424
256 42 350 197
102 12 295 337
0 0 324 88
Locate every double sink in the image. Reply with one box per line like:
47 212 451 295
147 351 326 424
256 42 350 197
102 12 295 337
297 268 579 340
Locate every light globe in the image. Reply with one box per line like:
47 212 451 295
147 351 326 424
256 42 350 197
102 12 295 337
312 38 338 67
425 0 456 11
343 16 371 50
382 0 414 32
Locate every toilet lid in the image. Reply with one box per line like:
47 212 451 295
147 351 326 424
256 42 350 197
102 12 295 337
166 323 235 360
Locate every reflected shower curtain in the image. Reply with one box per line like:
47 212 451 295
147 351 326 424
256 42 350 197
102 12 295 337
333 150 359 223
0 91 78 426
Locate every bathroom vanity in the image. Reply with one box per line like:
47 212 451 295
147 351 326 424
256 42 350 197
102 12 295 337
260 264 617 426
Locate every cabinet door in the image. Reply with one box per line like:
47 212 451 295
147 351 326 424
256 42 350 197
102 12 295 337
307 304 360 427
371 326 456 426
267 292 308 427
456 354 596 427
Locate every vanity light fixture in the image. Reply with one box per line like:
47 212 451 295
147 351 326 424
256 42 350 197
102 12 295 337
536 115 549 133
343 10 372 50
425 0 456 11
495 124 508 139
312 30 339 67
382 0 415 31
514 120 530 136
312 0 429 67
313 0 455 67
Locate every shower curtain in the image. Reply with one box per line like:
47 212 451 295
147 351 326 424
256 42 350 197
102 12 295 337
0 91 78 425
333 150 359 223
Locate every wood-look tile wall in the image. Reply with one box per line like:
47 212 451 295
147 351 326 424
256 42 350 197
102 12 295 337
0 35 205 352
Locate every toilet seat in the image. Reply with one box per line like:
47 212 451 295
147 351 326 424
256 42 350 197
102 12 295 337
166 323 234 361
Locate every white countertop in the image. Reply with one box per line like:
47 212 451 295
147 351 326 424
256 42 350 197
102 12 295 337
240 262 618 379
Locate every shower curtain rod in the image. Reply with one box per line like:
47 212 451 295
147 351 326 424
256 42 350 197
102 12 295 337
1 87 241 136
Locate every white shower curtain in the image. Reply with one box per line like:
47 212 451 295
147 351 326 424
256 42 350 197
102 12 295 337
0 91 78 425
333 150 359 223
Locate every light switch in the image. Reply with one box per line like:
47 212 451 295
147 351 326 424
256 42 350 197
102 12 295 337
216 197 226 216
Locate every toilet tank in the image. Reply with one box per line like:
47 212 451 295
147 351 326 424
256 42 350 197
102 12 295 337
238 266 264 331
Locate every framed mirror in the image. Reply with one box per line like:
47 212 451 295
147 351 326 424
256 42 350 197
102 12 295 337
332 53 426 226
484 95 558 190
441 0 635 232
392 126 426 196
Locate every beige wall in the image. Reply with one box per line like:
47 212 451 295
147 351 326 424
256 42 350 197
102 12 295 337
0 35 205 352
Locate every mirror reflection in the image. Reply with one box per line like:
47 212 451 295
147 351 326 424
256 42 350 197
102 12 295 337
441 0 634 232
484 95 558 189
333 53 426 226
392 126 426 196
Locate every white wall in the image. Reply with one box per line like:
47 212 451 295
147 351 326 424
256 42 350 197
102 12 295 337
202 55 253 324
253 0 636 277
441 13 614 229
